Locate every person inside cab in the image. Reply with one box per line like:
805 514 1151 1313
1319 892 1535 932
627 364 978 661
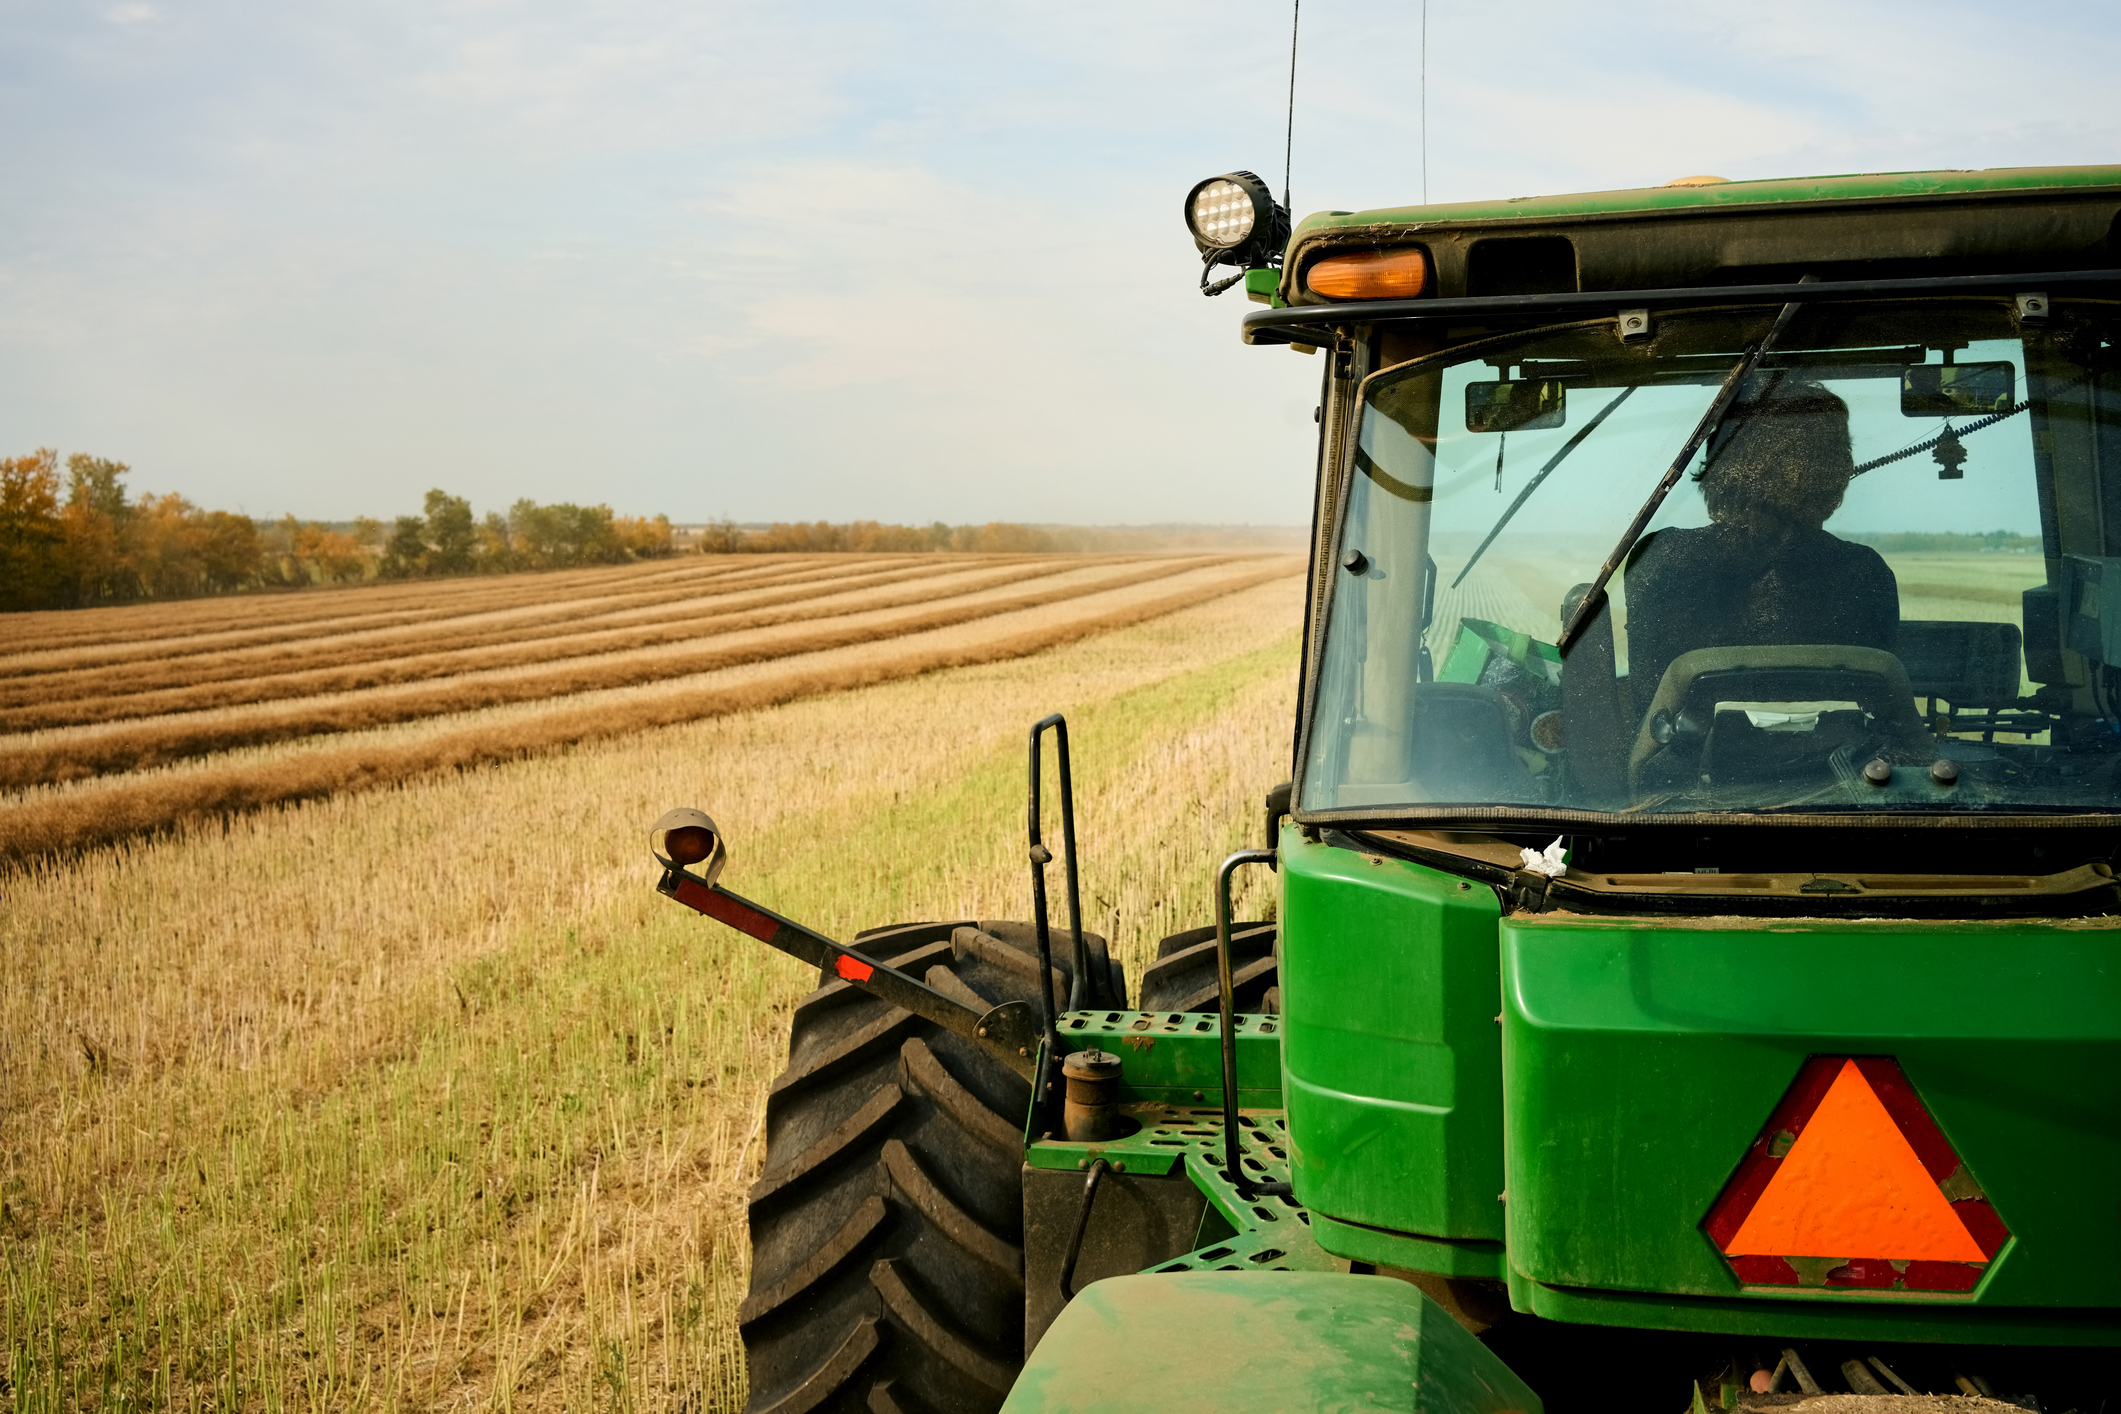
1622 374 1900 702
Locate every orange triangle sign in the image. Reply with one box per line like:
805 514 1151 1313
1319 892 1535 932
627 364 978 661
1726 1059 1986 1263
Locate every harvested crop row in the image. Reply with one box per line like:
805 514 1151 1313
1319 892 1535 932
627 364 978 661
0 558 1239 788
1 555 920 675
0 562 1299 862
0 556 1016 705
0 554 875 669
2 557 1076 712
0 555 787 666
3 558 1097 727
6 542 847 649
0 551 747 655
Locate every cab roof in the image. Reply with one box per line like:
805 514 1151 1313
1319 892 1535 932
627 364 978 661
1276 164 2121 309
1290 165 2121 243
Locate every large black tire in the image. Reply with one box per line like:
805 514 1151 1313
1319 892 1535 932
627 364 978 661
739 920 1106 1414
1134 921 1278 1014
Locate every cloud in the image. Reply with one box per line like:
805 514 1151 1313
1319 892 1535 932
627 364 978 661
2 0 2118 524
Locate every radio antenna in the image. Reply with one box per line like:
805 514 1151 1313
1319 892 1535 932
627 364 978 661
1421 0 1429 203
1283 0 1300 215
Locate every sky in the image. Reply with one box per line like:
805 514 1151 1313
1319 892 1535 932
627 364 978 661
4 2 2120 528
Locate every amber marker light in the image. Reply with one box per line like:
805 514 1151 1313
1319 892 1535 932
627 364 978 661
1304 248 1431 301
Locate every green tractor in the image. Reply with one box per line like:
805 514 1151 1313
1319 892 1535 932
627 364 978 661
656 165 2121 1413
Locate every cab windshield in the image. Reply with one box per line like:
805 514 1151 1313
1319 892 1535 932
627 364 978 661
1302 299 2121 820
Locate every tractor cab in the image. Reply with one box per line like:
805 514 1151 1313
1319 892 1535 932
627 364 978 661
1232 166 2121 1359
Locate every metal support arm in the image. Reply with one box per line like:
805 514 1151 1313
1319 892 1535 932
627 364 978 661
658 867 1041 1079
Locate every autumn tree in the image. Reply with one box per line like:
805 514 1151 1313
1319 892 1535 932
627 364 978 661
696 518 744 553
423 490 478 574
195 510 264 592
479 511 518 571
613 513 673 558
0 450 64 611
60 454 135 604
380 516 428 577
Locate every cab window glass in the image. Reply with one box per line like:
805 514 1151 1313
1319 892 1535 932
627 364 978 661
1303 301 2114 819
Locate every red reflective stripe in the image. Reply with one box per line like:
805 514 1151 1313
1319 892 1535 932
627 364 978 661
835 955 876 982
1726 1254 1797 1285
1856 1056 1961 1183
1702 1055 1842 1249
673 877 777 941
1954 1198 2012 1260
1901 1259 1981 1292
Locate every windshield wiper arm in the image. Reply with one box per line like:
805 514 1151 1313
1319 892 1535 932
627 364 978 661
1555 282 1815 655
1452 385 1638 589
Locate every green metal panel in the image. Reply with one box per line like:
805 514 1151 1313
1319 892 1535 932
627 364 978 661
1279 827 1507 1247
1051 1010 1283 1110
1500 914 2121 1315
1311 1213 1506 1279
1288 164 2121 245
1001 1272 1543 1414
1505 1269 2121 1347
1026 1105 1342 1275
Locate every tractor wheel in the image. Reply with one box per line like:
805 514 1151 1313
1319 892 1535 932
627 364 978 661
1134 921 1279 1014
739 919 1106 1414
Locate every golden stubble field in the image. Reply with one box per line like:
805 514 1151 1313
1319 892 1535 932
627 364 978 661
0 552 1303 1410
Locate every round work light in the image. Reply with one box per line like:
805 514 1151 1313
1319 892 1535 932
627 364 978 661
1188 175 1264 252
1184 170 1290 296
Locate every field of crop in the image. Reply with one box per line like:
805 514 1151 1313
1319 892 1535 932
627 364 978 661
0 552 1304 1409
0 552 1300 861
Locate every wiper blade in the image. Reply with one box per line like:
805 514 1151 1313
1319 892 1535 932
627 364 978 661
1555 283 1814 654
1452 385 1638 589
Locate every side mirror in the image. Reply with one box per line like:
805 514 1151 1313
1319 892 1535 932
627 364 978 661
1466 379 1566 434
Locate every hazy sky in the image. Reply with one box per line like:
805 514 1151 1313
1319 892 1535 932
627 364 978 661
5 2 2120 526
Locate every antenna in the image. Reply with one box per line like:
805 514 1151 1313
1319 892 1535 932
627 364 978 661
1421 0 1429 203
1284 0 1300 215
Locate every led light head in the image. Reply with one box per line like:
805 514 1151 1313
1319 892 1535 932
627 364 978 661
1188 176 1262 251
1184 170 1290 296
649 806 728 887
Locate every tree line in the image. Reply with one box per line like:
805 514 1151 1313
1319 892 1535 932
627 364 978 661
1844 529 2040 554
0 450 675 611
694 520 1076 554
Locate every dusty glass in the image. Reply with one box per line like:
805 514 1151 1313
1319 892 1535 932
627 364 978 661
1302 299 2121 820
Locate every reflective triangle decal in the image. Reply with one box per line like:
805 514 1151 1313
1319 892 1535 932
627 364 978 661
1726 1060 1985 1261
1703 1056 2008 1292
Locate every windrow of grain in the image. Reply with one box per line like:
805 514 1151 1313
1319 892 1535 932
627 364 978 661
0 558 1237 789
0 554 905 673
0 577 1303 1409
0 549 754 655
1 557 1086 718
0 561 1298 860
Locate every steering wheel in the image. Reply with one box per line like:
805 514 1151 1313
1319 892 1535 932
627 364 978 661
1627 645 1933 794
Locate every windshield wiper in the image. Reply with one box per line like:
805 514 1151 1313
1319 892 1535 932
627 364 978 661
1555 283 1814 654
1452 385 1638 588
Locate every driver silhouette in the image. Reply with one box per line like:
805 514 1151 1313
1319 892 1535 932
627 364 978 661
1622 375 1899 701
